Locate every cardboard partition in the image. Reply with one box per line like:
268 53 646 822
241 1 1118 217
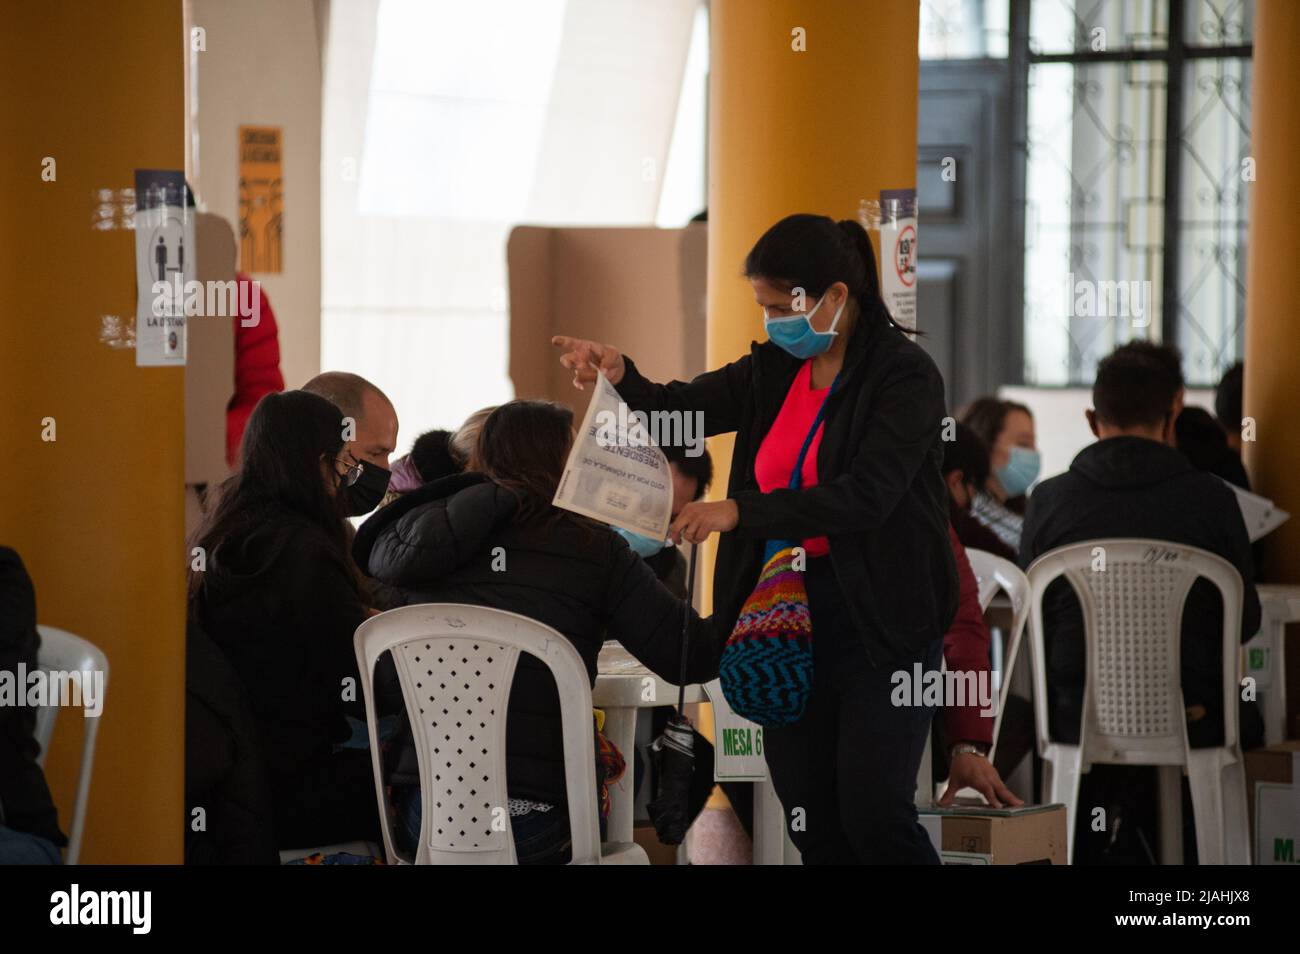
184 213 238 542
506 224 707 413
921 803 1068 865
186 212 237 486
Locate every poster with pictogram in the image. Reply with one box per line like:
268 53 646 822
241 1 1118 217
134 169 193 366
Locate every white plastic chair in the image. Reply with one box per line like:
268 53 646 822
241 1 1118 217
1025 540 1251 865
964 549 1030 763
32 625 108 865
354 604 646 865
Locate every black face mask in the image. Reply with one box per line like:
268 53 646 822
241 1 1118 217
342 460 392 516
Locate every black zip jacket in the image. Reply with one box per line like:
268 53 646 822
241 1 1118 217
353 473 722 805
0 547 66 846
1020 436 1262 747
615 311 958 667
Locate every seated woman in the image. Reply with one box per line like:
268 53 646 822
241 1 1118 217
959 397 1039 555
188 389 382 850
352 400 722 864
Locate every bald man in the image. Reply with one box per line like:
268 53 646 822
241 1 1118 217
302 371 399 515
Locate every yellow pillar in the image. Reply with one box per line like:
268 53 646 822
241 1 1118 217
698 0 919 789
704 0 920 588
0 1 186 861
1243 0 1300 583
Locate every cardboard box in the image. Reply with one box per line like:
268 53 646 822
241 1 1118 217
506 224 707 412
920 803 1068 865
1244 740 1300 865
633 821 680 866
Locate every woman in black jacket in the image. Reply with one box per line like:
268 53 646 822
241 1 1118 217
189 389 385 850
554 214 958 864
353 400 721 863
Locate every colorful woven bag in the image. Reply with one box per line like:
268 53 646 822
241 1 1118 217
718 372 837 727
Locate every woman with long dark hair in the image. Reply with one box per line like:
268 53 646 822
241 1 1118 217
960 397 1038 553
189 389 381 850
352 399 721 864
554 214 958 864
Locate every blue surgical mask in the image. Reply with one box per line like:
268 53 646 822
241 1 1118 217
615 526 667 558
763 294 845 359
996 446 1040 498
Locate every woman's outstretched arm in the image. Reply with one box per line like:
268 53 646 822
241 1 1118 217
552 334 750 438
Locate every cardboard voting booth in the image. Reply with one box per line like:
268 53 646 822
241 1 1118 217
920 803 1068 865
184 213 238 540
506 223 707 412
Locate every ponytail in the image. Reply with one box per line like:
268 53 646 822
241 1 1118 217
835 218 919 336
743 213 920 337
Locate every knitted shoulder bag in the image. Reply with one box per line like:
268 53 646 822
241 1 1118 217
718 375 836 726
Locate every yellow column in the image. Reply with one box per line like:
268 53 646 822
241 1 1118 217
1243 0 1300 582
698 0 919 786
704 0 920 580
0 1 186 861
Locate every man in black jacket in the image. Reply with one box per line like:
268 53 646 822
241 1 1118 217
1020 342 1261 751
0 546 66 863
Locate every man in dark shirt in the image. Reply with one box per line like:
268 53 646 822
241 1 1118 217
1020 342 1261 750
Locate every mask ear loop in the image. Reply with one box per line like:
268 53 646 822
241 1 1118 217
824 294 847 337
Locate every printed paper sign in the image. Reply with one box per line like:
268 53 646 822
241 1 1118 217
134 169 193 367
552 373 672 538
238 125 283 272
1222 479 1290 542
703 679 768 781
878 187 917 330
1253 768 1300 865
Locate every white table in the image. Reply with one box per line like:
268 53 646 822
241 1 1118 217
593 642 793 863
593 642 706 849
1248 584 1300 745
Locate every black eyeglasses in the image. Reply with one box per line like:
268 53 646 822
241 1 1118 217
334 456 365 487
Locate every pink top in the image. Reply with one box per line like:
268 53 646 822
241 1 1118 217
754 360 830 557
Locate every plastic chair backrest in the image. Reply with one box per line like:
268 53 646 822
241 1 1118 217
33 625 108 865
1025 539 1243 763
354 604 600 865
966 549 1024 615
964 549 1029 757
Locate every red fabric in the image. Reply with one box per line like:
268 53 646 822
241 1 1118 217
225 272 285 467
754 360 830 557
942 525 994 746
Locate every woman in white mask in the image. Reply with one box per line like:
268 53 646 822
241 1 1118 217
960 398 1040 554
553 214 960 864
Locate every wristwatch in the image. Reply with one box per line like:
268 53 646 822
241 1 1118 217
950 742 988 758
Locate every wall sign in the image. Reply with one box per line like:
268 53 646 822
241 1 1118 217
134 169 193 367
238 125 283 273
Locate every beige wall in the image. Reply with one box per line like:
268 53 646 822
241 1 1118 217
190 0 323 390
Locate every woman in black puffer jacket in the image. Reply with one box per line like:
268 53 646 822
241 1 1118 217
352 400 720 863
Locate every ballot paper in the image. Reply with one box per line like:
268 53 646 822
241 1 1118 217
1222 479 1290 542
552 373 672 538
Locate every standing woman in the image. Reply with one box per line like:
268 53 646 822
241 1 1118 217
553 214 957 864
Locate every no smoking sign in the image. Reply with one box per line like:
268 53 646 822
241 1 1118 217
894 224 916 288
